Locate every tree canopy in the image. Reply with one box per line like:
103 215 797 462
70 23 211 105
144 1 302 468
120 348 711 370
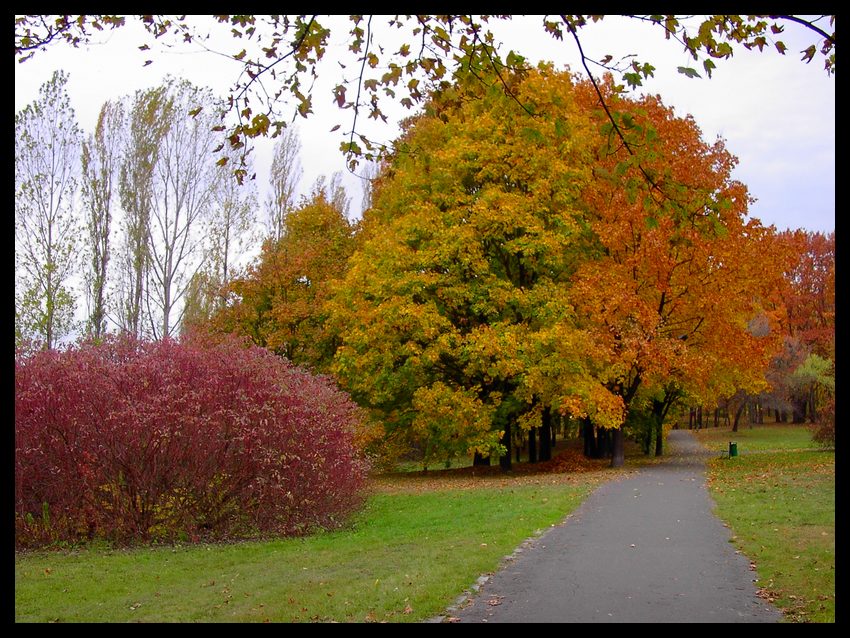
14 15 835 175
327 64 786 468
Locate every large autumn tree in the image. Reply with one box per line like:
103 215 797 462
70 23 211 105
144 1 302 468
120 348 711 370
567 77 788 464
331 64 787 469
329 65 623 470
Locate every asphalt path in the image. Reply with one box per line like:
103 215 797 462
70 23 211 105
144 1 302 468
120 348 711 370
443 429 783 623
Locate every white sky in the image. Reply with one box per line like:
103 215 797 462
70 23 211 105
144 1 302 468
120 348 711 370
14 14 835 234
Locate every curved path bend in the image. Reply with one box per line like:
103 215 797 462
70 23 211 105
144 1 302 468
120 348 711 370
444 430 782 623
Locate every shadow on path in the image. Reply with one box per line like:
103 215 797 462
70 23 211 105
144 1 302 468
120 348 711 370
438 430 783 623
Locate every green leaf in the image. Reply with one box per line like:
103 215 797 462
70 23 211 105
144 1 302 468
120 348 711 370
554 118 569 138
340 140 362 155
520 127 544 145
623 72 642 88
676 66 702 79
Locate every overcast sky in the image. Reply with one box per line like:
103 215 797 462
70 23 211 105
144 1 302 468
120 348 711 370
14 15 835 234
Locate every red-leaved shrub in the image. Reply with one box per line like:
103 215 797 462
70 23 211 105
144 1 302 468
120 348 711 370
15 334 370 548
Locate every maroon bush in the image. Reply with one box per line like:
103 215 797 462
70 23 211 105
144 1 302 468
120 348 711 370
15 334 370 548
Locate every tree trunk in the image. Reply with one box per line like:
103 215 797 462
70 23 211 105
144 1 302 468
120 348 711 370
713 408 719 428
611 428 624 467
528 426 538 463
540 407 552 461
500 421 512 472
597 427 611 459
552 412 559 446
652 399 665 456
472 452 489 467
582 417 597 458
792 397 806 423
808 387 817 423
655 417 663 456
732 401 746 432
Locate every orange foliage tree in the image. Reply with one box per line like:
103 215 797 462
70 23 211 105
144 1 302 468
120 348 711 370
330 65 786 468
200 189 357 372
569 78 787 463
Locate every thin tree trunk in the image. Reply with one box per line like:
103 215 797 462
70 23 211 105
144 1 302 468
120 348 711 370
597 427 611 458
611 428 624 467
652 399 665 457
655 417 663 456
808 387 817 423
582 417 597 458
540 406 552 461
528 426 538 463
473 452 489 467
733 402 746 432
500 421 512 472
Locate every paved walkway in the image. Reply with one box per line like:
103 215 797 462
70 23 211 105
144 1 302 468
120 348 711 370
444 430 783 623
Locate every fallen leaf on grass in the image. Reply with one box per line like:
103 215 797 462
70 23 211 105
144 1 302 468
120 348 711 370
403 604 413 614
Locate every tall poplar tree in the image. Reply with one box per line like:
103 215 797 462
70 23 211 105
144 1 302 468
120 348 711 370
265 126 302 243
80 98 125 340
145 78 221 339
15 70 82 350
117 85 170 338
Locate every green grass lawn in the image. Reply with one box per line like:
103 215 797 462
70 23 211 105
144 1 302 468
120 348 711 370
694 421 825 452
15 481 595 623
694 424 835 623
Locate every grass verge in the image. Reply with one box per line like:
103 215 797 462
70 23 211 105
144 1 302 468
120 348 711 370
16 478 600 623
694 425 835 623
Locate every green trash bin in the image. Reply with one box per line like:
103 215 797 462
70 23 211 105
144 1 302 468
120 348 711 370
729 441 738 457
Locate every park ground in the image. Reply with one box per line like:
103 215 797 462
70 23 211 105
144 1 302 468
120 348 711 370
14 422 834 623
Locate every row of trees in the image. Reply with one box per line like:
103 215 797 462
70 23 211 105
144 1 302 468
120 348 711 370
14 70 353 350
17 65 834 472
189 65 834 468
